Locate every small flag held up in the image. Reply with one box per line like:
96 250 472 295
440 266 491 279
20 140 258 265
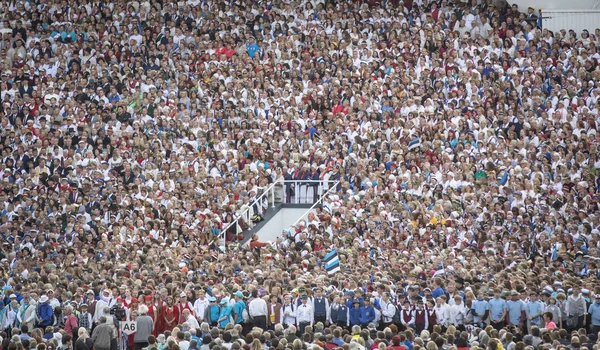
324 249 340 275
408 137 421 150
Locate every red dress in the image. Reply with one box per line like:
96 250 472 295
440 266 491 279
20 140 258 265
127 303 139 348
163 304 179 332
154 302 165 336
145 304 157 336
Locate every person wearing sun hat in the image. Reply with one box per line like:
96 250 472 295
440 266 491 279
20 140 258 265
37 295 54 328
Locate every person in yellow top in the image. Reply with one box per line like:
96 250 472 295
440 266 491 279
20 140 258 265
32 156 50 183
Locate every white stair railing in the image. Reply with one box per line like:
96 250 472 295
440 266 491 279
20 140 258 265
288 180 340 231
213 180 280 250
214 180 339 250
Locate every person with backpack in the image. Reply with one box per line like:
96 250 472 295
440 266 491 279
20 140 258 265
37 295 54 328
378 292 397 330
280 294 296 329
74 328 93 350
1 295 20 336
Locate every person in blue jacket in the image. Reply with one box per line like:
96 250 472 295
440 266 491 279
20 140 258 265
349 300 361 326
346 291 364 308
359 298 376 327
37 296 54 328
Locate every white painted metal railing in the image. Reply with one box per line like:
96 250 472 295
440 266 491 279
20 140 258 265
289 180 340 231
214 180 339 250
214 180 280 249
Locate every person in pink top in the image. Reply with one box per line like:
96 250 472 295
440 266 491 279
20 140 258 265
543 312 557 330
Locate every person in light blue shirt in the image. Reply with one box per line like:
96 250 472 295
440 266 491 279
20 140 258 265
526 292 544 333
218 298 233 329
488 290 507 330
471 291 490 327
246 37 259 59
588 294 600 335
232 291 246 324
506 290 525 328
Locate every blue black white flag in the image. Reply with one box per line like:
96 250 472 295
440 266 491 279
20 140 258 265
324 249 340 275
408 138 421 150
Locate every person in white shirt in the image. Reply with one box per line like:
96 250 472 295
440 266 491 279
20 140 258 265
193 290 209 323
280 295 296 328
247 290 268 331
311 287 331 325
449 295 466 329
182 309 200 330
434 296 451 329
378 292 396 329
296 296 314 334
47 289 61 309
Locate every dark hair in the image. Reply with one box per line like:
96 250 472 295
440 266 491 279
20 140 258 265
148 336 156 345
223 332 232 342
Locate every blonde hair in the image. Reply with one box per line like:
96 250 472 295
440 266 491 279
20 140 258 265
251 339 262 350
78 328 89 339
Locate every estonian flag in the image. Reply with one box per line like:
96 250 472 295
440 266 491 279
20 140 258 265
408 137 421 150
324 249 340 275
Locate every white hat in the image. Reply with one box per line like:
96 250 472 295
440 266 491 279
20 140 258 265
40 295 49 303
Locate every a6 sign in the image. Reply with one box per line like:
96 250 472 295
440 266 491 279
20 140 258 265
120 321 137 335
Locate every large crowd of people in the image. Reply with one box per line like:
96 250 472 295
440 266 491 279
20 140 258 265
0 0 599 349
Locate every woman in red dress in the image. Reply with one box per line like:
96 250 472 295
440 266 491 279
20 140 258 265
127 298 139 349
163 296 178 332
144 295 157 335
153 294 165 336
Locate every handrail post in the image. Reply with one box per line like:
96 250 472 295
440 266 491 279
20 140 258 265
271 184 275 208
